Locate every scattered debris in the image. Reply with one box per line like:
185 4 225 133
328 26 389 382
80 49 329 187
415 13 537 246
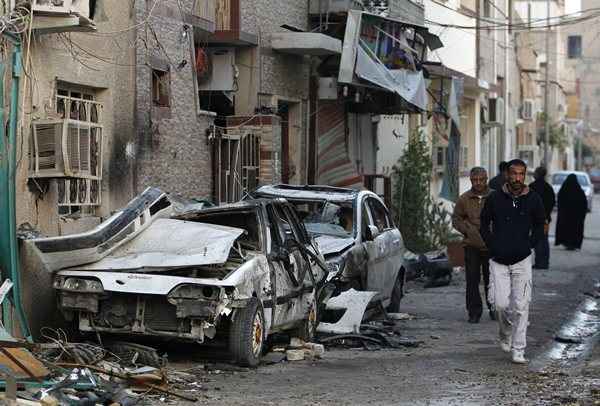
317 289 378 334
104 341 165 368
319 320 422 350
261 352 287 365
387 312 415 321
285 349 305 361
404 250 453 287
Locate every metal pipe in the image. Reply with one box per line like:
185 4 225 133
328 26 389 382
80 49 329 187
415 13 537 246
543 0 550 167
0 38 31 340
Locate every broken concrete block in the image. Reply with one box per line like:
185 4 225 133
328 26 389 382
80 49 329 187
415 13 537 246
303 343 325 358
289 337 305 348
286 349 305 361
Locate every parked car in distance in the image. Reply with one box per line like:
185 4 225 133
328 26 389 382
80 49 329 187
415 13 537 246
551 171 593 212
589 168 600 193
29 188 327 367
252 184 406 312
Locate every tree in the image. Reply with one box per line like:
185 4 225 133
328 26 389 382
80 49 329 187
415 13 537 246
392 131 454 253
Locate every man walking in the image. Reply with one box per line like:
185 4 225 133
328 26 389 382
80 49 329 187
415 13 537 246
452 167 494 324
489 161 508 191
480 159 545 364
529 166 556 269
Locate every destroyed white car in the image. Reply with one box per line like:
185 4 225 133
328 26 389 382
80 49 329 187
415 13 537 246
252 185 406 312
27 188 327 366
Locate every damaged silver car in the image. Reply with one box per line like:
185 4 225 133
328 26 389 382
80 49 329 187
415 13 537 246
253 185 406 313
27 188 327 366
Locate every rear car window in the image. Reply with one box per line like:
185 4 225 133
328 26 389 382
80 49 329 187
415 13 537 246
552 174 590 186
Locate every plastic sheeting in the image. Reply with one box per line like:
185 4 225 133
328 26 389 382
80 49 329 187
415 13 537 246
355 46 428 111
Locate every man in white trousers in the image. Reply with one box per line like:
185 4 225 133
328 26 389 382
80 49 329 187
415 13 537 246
480 159 546 364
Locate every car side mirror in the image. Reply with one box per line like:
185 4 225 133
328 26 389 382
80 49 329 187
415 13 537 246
366 225 380 241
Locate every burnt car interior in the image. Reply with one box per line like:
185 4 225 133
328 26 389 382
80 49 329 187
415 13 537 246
182 209 262 252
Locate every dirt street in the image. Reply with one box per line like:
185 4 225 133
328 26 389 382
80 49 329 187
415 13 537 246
156 209 600 406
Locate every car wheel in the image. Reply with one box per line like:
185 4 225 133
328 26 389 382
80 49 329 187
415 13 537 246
292 297 319 342
229 298 264 367
386 268 405 313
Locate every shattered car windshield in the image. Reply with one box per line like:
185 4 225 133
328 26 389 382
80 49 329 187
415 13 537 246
290 200 354 238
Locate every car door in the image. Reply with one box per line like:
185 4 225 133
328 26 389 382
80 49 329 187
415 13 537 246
367 198 402 301
360 196 386 296
266 202 312 327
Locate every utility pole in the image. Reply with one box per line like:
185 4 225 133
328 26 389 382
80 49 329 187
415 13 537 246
543 0 550 167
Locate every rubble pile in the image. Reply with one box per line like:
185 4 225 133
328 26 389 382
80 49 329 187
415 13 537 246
0 329 199 405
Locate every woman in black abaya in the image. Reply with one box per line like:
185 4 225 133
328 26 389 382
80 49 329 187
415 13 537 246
555 174 587 250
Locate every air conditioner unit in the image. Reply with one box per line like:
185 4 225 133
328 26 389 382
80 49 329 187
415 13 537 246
30 119 103 179
57 178 101 206
488 97 504 126
198 48 236 92
520 99 534 120
31 0 90 18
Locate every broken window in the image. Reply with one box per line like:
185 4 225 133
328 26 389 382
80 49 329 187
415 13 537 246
289 200 354 238
367 198 390 233
361 201 372 241
152 69 171 107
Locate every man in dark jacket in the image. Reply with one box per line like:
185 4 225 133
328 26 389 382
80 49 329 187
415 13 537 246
452 167 494 324
489 161 508 191
480 159 545 364
529 166 556 269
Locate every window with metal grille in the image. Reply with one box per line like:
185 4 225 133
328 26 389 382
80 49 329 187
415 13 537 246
55 87 103 215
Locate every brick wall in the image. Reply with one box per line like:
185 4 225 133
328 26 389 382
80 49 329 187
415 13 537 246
134 0 213 200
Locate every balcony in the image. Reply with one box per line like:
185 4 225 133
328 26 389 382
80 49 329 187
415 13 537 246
188 0 217 33
203 0 257 46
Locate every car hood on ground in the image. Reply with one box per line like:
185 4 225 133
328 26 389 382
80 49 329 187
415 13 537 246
35 218 245 272
315 235 355 257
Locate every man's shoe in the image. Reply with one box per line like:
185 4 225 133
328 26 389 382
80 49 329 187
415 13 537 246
468 315 480 323
511 350 528 364
499 337 511 353
489 310 497 321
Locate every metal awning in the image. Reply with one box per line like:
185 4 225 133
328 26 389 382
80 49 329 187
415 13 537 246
271 32 342 56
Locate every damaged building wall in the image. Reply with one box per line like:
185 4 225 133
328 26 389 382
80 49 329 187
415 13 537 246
15 1 137 238
134 0 213 199
234 0 311 184
14 1 138 339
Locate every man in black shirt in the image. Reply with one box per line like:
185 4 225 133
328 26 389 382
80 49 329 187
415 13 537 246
480 159 545 364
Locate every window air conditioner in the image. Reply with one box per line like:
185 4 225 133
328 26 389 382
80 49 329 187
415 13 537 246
30 0 90 18
198 48 236 92
57 178 101 206
488 97 504 126
30 119 103 179
520 99 534 120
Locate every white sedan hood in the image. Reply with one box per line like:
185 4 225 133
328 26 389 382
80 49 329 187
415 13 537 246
68 219 245 271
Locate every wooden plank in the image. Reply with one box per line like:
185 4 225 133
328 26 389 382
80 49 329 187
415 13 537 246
0 348 49 379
